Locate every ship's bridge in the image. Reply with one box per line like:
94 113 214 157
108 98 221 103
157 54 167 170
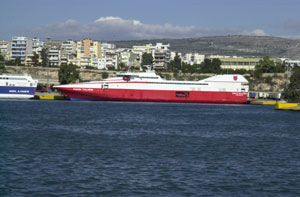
201 74 248 84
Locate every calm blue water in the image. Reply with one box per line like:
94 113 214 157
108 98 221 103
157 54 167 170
1 100 300 196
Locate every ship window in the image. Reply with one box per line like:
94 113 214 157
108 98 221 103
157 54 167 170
6 82 8 86
140 77 158 79
176 92 189 98
103 84 108 89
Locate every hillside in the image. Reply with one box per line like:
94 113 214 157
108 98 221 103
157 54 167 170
111 35 300 58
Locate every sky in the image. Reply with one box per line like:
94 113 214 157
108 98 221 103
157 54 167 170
1 0 300 41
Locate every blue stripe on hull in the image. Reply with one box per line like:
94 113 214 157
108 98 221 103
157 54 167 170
70 97 103 101
0 86 36 95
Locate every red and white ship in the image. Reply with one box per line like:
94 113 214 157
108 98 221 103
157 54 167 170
54 72 249 104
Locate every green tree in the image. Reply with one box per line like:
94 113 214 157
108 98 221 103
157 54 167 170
210 58 222 73
85 65 96 69
0 54 5 73
0 54 4 62
168 53 182 72
193 63 202 73
141 53 153 66
181 62 195 74
31 52 40 66
41 48 48 67
200 58 211 73
6 60 16 66
255 56 284 73
283 66 300 102
118 62 128 71
15 57 22 66
253 69 263 79
101 72 109 79
0 64 6 74
181 62 188 73
173 53 182 72
58 63 80 84
274 62 285 73
199 58 221 73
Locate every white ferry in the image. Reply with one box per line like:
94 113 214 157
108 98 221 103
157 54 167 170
0 74 38 99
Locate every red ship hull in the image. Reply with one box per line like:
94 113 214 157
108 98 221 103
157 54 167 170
57 87 248 104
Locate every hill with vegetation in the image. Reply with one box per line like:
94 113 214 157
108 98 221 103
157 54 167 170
111 35 300 58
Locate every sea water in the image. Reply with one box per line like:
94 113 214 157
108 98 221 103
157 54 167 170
1 100 300 196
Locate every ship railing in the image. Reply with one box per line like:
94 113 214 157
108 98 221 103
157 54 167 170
0 73 31 77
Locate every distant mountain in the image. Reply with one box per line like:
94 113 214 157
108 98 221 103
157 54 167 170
110 35 300 58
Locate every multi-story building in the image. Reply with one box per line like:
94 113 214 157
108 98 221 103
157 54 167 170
32 37 44 55
119 50 139 68
24 54 34 66
92 50 118 70
218 57 261 70
60 56 68 65
132 43 170 70
61 40 76 56
104 50 118 70
193 53 205 64
132 44 155 56
101 43 116 51
48 46 61 67
284 59 300 67
183 53 205 65
76 39 102 68
21 37 44 66
132 44 155 64
68 55 80 66
62 40 76 55
93 57 106 70
153 43 170 70
0 40 10 60
11 36 28 64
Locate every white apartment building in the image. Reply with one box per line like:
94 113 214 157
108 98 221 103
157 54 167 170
132 44 155 56
48 46 61 67
132 44 156 64
32 37 44 55
61 40 76 56
92 51 118 70
284 59 300 67
11 36 28 64
119 50 139 68
184 53 205 65
104 50 118 70
101 43 116 51
131 43 170 70
93 58 106 70
0 40 10 60
61 40 76 65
